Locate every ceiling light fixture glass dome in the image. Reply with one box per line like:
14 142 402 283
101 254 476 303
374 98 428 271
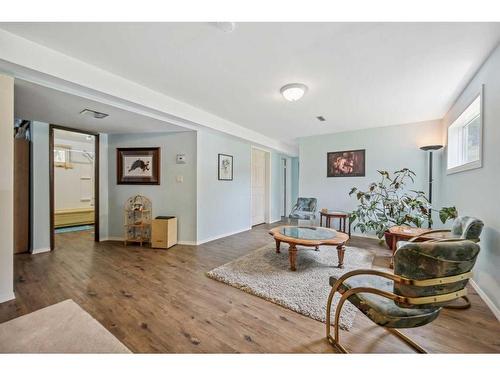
280 83 308 102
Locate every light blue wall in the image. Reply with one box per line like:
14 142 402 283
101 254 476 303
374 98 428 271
197 129 294 243
107 131 197 243
438 43 500 313
197 130 252 242
31 121 51 253
0 74 14 302
98 134 109 240
298 119 443 229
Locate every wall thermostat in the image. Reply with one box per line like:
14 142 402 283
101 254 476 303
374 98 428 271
176 154 186 164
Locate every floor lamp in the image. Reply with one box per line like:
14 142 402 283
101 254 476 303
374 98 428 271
420 145 443 228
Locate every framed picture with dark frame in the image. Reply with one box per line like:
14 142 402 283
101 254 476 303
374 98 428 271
327 149 365 177
117 147 160 185
218 153 233 181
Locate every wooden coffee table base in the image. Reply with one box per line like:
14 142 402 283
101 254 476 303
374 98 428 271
274 238 346 271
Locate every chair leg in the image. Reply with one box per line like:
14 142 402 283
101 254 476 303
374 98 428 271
326 288 349 353
326 286 428 354
443 295 471 309
386 328 427 353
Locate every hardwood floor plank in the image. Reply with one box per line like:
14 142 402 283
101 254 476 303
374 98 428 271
0 222 499 353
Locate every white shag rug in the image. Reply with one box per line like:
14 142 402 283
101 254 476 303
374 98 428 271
207 243 374 331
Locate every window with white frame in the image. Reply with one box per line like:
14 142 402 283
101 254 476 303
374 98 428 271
447 94 482 173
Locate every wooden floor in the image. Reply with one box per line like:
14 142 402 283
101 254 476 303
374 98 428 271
1 222 499 353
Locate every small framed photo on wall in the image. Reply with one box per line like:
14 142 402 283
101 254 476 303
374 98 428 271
327 149 366 177
117 147 160 185
218 153 233 181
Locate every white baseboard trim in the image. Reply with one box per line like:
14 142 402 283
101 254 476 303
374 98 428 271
102 237 197 246
196 227 252 245
469 278 500 321
102 236 124 242
268 218 282 224
0 291 15 303
177 241 197 246
32 247 51 254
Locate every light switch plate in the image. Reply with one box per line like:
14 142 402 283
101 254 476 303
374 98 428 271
176 175 184 183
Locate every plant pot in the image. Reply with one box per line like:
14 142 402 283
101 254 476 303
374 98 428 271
383 230 395 249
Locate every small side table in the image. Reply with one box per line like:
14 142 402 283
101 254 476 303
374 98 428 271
320 210 351 237
387 226 450 268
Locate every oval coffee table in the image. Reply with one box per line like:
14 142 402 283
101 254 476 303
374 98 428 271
268 226 349 271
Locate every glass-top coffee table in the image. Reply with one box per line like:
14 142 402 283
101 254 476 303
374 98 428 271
268 226 350 271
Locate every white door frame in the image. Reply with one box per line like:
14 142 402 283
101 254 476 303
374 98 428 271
280 156 292 217
250 146 271 225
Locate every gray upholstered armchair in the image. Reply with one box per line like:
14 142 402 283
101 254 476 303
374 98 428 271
289 197 317 223
326 240 480 353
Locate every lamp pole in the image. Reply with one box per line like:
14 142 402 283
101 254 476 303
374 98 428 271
420 145 443 228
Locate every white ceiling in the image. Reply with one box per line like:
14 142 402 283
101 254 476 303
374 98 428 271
4 23 500 143
15 80 190 134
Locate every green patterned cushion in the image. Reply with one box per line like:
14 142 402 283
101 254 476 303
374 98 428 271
451 216 484 240
289 198 317 220
329 275 440 328
394 240 479 308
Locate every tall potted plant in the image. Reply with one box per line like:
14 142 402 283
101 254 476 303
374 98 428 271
349 168 457 243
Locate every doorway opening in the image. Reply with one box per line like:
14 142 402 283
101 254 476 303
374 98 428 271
49 125 99 250
251 147 271 226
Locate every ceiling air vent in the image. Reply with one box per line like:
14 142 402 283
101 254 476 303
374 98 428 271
80 108 109 119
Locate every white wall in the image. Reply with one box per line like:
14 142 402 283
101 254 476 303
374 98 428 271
438 43 500 315
31 121 51 254
107 131 197 243
99 134 109 240
54 137 95 210
299 119 443 229
0 74 14 303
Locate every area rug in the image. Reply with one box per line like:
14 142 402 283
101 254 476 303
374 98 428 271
0 299 131 353
207 243 374 330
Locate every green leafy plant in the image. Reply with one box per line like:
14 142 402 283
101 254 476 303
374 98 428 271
349 168 457 239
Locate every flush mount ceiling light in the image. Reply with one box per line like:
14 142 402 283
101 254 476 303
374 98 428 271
80 108 109 119
280 83 308 102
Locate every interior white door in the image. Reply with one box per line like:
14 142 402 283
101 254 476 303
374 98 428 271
251 149 266 226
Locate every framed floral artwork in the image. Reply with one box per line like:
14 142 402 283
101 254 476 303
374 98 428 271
218 153 233 181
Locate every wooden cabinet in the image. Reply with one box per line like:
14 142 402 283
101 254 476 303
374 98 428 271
14 137 30 254
151 217 177 249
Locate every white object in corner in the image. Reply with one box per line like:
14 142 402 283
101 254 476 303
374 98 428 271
0 291 15 303
32 247 51 254
469 278 500 321
177 241 197 246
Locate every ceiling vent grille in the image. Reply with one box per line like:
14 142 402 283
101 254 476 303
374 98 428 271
80 109 109 119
